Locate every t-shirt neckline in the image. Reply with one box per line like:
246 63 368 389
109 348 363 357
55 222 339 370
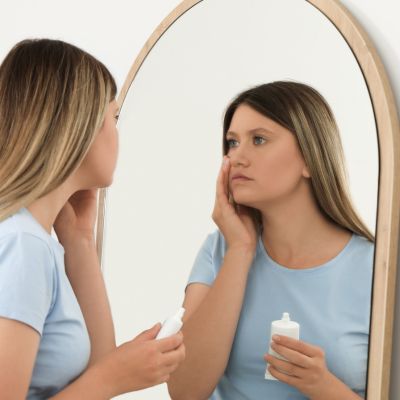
257 232 356 274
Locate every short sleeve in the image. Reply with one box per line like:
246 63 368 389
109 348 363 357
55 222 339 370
0 232 56 335
186 230 225 288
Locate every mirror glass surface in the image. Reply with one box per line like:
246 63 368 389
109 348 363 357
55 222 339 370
102 0 378 398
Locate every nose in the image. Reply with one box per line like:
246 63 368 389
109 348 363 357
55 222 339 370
228 144 250 168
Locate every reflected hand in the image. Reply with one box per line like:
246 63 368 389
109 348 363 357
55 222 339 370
264 335 336 399
54 189 98 246
212 156 258 253
98 323 186 396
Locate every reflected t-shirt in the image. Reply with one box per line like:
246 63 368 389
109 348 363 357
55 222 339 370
0 207 90 399
187 230 374 399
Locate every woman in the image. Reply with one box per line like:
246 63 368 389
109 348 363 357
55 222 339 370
0 39 185 399
168 81 374 400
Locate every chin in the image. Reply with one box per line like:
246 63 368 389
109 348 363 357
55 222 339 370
102 178 114 188
232 194 258 208
92 175 114 189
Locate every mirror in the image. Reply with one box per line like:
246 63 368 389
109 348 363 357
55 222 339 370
97 0 399 399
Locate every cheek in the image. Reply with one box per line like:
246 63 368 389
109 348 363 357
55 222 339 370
101 127 118 178
258 143 305 193
101 119 118 156
105 126 118 161
79 128 118 186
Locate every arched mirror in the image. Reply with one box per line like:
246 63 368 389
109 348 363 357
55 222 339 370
96 0 400 399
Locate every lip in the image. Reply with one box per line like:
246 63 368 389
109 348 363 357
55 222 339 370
231 174 252 181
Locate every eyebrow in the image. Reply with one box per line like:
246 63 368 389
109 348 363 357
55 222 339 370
226 127 275 137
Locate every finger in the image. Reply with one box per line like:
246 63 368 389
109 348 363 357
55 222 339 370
222 156 231 197
163 362 181 375
236 204 253 217
134 323 162 342
158 374 171 384
216 157 230 203
267 365 301 387
162 344 186 366
270 341 312 368
265 354 305 378
160 363 184 380
157 332 183 352
272 335 319 358
161 360 182 376
236 205 253 223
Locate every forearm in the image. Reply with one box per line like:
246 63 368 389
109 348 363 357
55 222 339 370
48 361 113 400
63 237 116 365
168 247 254 400
310 372 363 400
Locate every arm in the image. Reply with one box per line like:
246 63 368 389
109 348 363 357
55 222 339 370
168 246 253 400
0 318 40 399
54 189 115 365
168 156 258 399
63 236 115 366
0 316 185 400
0 318 112 400
49 326 185 400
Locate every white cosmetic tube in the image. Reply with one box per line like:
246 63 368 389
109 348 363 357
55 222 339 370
156 307 185 339
265 312 300 380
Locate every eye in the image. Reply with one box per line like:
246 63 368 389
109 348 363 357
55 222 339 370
254 136 266 145
226 138 239 148
114 114 119 121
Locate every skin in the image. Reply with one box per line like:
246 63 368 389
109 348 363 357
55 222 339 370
0 99 185 400
167 104 360 400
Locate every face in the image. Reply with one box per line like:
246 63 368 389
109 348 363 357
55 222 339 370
77 99 119 189
226 104 310 208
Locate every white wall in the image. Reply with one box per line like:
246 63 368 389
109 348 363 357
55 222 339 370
1 0 399 398
0 0 181 92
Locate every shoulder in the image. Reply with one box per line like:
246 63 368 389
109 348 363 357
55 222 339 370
188 229 227 284
0 217 58 335
0 231 56 276
202 229 227 258
0 228 53 259
341 233 375 282
0 208 60 260
0 209 57 273
349 234 375 262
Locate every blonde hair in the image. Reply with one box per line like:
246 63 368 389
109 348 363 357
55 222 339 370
223 81 374 242
0 38 117 222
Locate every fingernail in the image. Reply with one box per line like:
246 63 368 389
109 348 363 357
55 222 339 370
223 157 229 165
272 335 280 342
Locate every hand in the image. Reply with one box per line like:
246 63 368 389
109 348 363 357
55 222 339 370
54 189 98 245
212 156 258 253
264 335 334 399
99 323 186 397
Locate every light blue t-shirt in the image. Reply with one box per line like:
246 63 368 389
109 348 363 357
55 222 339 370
187 229 374 400
0 207 90 399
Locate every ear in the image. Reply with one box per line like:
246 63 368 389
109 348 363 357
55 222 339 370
302 165 311 178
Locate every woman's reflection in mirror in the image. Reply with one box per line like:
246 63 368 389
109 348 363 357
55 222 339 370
168 81 373 400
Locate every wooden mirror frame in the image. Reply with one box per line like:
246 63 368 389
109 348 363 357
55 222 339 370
96 1 400 398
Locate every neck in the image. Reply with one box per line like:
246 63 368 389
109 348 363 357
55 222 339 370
256 181 350 266
26 178 77 234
